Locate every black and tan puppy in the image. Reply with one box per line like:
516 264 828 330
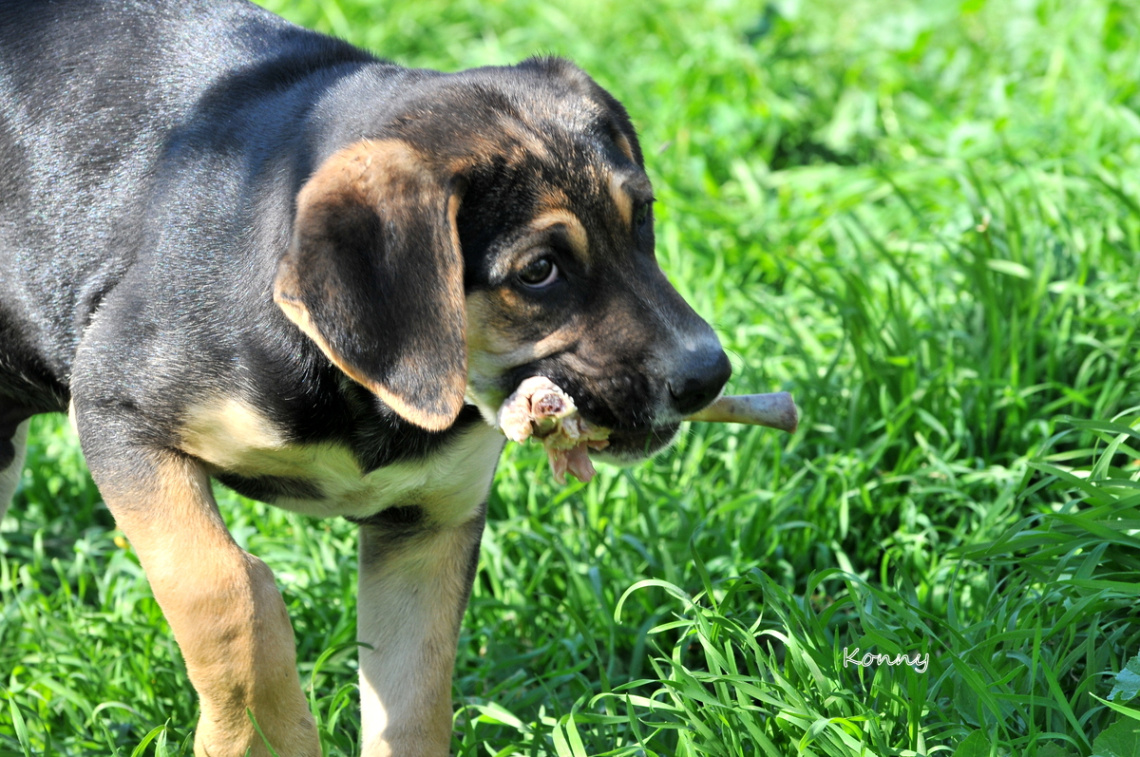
0 1 731 754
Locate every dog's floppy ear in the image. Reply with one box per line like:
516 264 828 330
274 139 467 432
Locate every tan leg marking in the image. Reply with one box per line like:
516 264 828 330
0 420 29 522
102 452 320 757
357 513 484 757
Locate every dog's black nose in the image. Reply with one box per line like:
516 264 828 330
668 345 732 416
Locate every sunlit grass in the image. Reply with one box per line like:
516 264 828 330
3 1 1139 755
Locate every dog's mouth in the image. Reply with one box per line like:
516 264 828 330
569 385 686 464
492 374 685 480
589 421 681 464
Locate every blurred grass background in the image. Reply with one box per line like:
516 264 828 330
3 0 1140 755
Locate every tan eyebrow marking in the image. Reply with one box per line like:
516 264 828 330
530 208 589 263
612 131 635 163
608 171 633 228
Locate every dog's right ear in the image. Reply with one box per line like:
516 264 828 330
273 140 468 432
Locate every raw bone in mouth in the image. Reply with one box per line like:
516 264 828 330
496 376 609 484
496 377 799 484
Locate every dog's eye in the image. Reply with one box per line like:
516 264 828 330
634 201 651 228
518 257 559 288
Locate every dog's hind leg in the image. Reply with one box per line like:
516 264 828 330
0 418 30 523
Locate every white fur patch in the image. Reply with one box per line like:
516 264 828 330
179 398 504 525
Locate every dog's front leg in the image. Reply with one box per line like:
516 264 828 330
81 443 320 757
357 505 486 756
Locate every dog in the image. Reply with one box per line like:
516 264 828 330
0 1 731 754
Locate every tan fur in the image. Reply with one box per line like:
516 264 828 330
103 452 318 757
444 116 552 172
357 514 484 756
465 291 582 424
530 209 590 264
0 420 28 522
310 139 430 206
496 117 552 162
178 396 502 523
608 171 633 228
534 186 572 213
465 292 580 366
180 397 290 463
611 130 635 163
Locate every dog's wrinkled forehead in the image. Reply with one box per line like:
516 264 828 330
476 96 645 268
459 131 643 238
463 56 642 163
383 57 646 234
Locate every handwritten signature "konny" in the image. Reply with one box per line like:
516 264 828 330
843 647 929 674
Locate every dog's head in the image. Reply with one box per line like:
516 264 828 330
275 57 730 463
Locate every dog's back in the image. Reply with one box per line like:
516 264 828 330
0 1 371 393
0 1 380 503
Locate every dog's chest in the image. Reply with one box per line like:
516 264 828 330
179 398 505 524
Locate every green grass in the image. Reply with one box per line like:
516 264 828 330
3 0 1140 755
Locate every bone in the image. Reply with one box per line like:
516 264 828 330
496 376 609 484
684 392 798 433
498 380 798 485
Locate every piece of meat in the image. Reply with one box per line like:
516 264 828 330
496 376 610 484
